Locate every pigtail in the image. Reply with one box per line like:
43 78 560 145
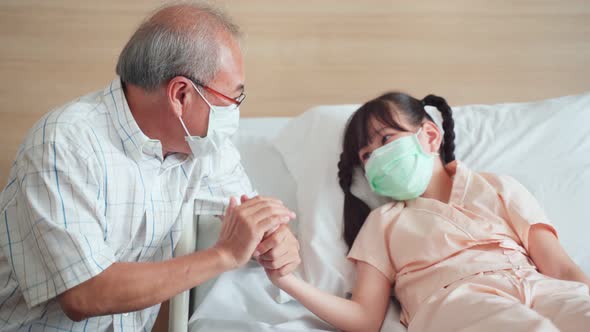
423 94 456 164
338 152 371 250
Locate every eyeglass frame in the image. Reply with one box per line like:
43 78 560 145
183 75 245 109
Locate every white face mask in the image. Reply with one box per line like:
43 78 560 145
178 81 240 157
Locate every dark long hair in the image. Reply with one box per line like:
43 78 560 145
338 92 456 249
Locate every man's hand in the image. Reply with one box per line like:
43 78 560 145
255 224 301 277
214 195 296 269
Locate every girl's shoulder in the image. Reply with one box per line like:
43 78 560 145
472 170 537 208
454 162 530 204
476 171 525 195
367 201 406 225
452 161 522 194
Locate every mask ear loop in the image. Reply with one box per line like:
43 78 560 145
189 81 216 111
177 81 211 139
191 81 213 108
178 116 192 138
183 81 218 141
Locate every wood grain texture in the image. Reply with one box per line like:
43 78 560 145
1 1 589 328
2 1 589 119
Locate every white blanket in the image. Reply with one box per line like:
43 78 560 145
189 261 405 332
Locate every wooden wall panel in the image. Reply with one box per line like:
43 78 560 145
1 0 589 197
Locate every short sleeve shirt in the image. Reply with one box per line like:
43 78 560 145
348 161 555 324
0 78 255 331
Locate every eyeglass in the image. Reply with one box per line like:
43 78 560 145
185 76 245 109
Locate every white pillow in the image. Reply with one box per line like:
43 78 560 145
350 167 393 210
272 93 590 300
273 106 359 296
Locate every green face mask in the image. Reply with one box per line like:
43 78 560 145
365 129 434 201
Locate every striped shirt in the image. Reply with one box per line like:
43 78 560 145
0 78 255 331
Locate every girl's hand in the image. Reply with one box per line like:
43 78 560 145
264 266 296 288
260 261 392 332
254 224 301 275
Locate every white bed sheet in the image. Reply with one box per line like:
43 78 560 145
188 117 404 332
187 92 590 332
189 260 404 332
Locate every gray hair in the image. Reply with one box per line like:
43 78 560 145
116 1 241 91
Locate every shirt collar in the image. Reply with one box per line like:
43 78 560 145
103 77 166 162
405 160 471 208
446 160 471 206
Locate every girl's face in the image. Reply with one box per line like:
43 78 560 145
357 114 442 166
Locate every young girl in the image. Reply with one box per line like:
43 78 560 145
264 92 590 332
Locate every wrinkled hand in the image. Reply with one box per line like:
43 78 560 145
214 195 296 269
255 223 301 279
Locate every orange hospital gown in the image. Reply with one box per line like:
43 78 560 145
348 161 590 331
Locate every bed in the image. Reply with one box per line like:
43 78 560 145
169 91 590 332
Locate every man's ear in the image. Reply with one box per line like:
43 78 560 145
166 76 194 118
423 121 442 154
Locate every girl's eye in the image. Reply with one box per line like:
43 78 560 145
381 135 392 145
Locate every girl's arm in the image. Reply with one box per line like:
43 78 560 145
269 261 391 332
528 225 590 289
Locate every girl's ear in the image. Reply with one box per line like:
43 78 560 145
421 121 442 154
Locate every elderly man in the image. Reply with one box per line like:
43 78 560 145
0 2 300 331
